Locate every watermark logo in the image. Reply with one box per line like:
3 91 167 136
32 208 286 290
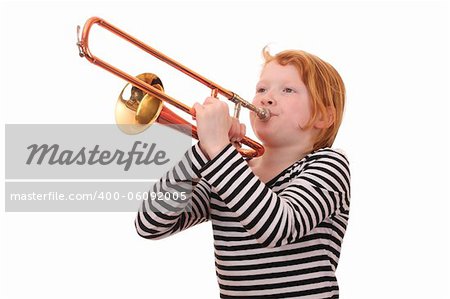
26 141 169 171
5 124 194 212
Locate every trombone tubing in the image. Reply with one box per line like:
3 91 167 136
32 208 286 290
77 17 270 120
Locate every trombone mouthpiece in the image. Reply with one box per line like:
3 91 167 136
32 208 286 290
230 93 271 121
257 108 271 121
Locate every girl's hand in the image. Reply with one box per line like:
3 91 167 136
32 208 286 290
229 117 246 143
193 97 232 159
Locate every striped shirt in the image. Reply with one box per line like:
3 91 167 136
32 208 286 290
136 143 351 298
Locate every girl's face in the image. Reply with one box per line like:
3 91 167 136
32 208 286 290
250 61 313 147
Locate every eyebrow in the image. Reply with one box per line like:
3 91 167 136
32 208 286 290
256 79 303 86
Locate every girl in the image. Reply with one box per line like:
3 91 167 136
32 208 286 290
136 49 350 299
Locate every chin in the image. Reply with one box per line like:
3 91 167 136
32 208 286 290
254 128 277 145
252 120 269 133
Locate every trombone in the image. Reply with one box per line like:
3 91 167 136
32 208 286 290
76 17 269 158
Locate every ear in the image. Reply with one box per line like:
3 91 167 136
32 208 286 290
314 106 335 129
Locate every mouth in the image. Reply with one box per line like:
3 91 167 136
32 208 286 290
251 109 278 120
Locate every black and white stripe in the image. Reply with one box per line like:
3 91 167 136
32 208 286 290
136 143 350 298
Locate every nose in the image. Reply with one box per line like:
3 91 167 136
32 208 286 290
260 91 276 106
261 98 274 105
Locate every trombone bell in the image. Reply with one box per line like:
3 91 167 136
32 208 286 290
115 73 164 135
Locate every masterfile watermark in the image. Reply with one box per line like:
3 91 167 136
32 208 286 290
5 124 191 179
4 124 195 212
5 182 193 212
26 141 170 171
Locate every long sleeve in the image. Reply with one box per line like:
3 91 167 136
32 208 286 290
135 143 212 240
199 143 351 248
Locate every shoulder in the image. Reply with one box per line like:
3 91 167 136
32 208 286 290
298 147 351 194
285 148 350 180
305 147 350 170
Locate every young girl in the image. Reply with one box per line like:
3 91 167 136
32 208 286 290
135 49 350 299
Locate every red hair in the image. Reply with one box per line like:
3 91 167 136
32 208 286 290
263 48 346 151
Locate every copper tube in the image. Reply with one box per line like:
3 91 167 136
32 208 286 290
77 17 266 158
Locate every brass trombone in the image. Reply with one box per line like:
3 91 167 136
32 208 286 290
76 17 269 158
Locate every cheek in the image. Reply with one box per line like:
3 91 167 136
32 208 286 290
287 101 312 128
251 96 260 107
297 112 311 127
249 113 256 130
249 109 257 124
249 97 260 125
249 111 258 131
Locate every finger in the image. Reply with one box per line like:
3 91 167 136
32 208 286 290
192 102 204 112
229 118 241 141
233 124 244 142
239 123 246 141
192 102 204 119
203 96 218 105
228 118 236 137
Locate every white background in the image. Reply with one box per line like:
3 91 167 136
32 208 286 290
1 1 449 298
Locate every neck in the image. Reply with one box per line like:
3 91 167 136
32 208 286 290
252 142 313 169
